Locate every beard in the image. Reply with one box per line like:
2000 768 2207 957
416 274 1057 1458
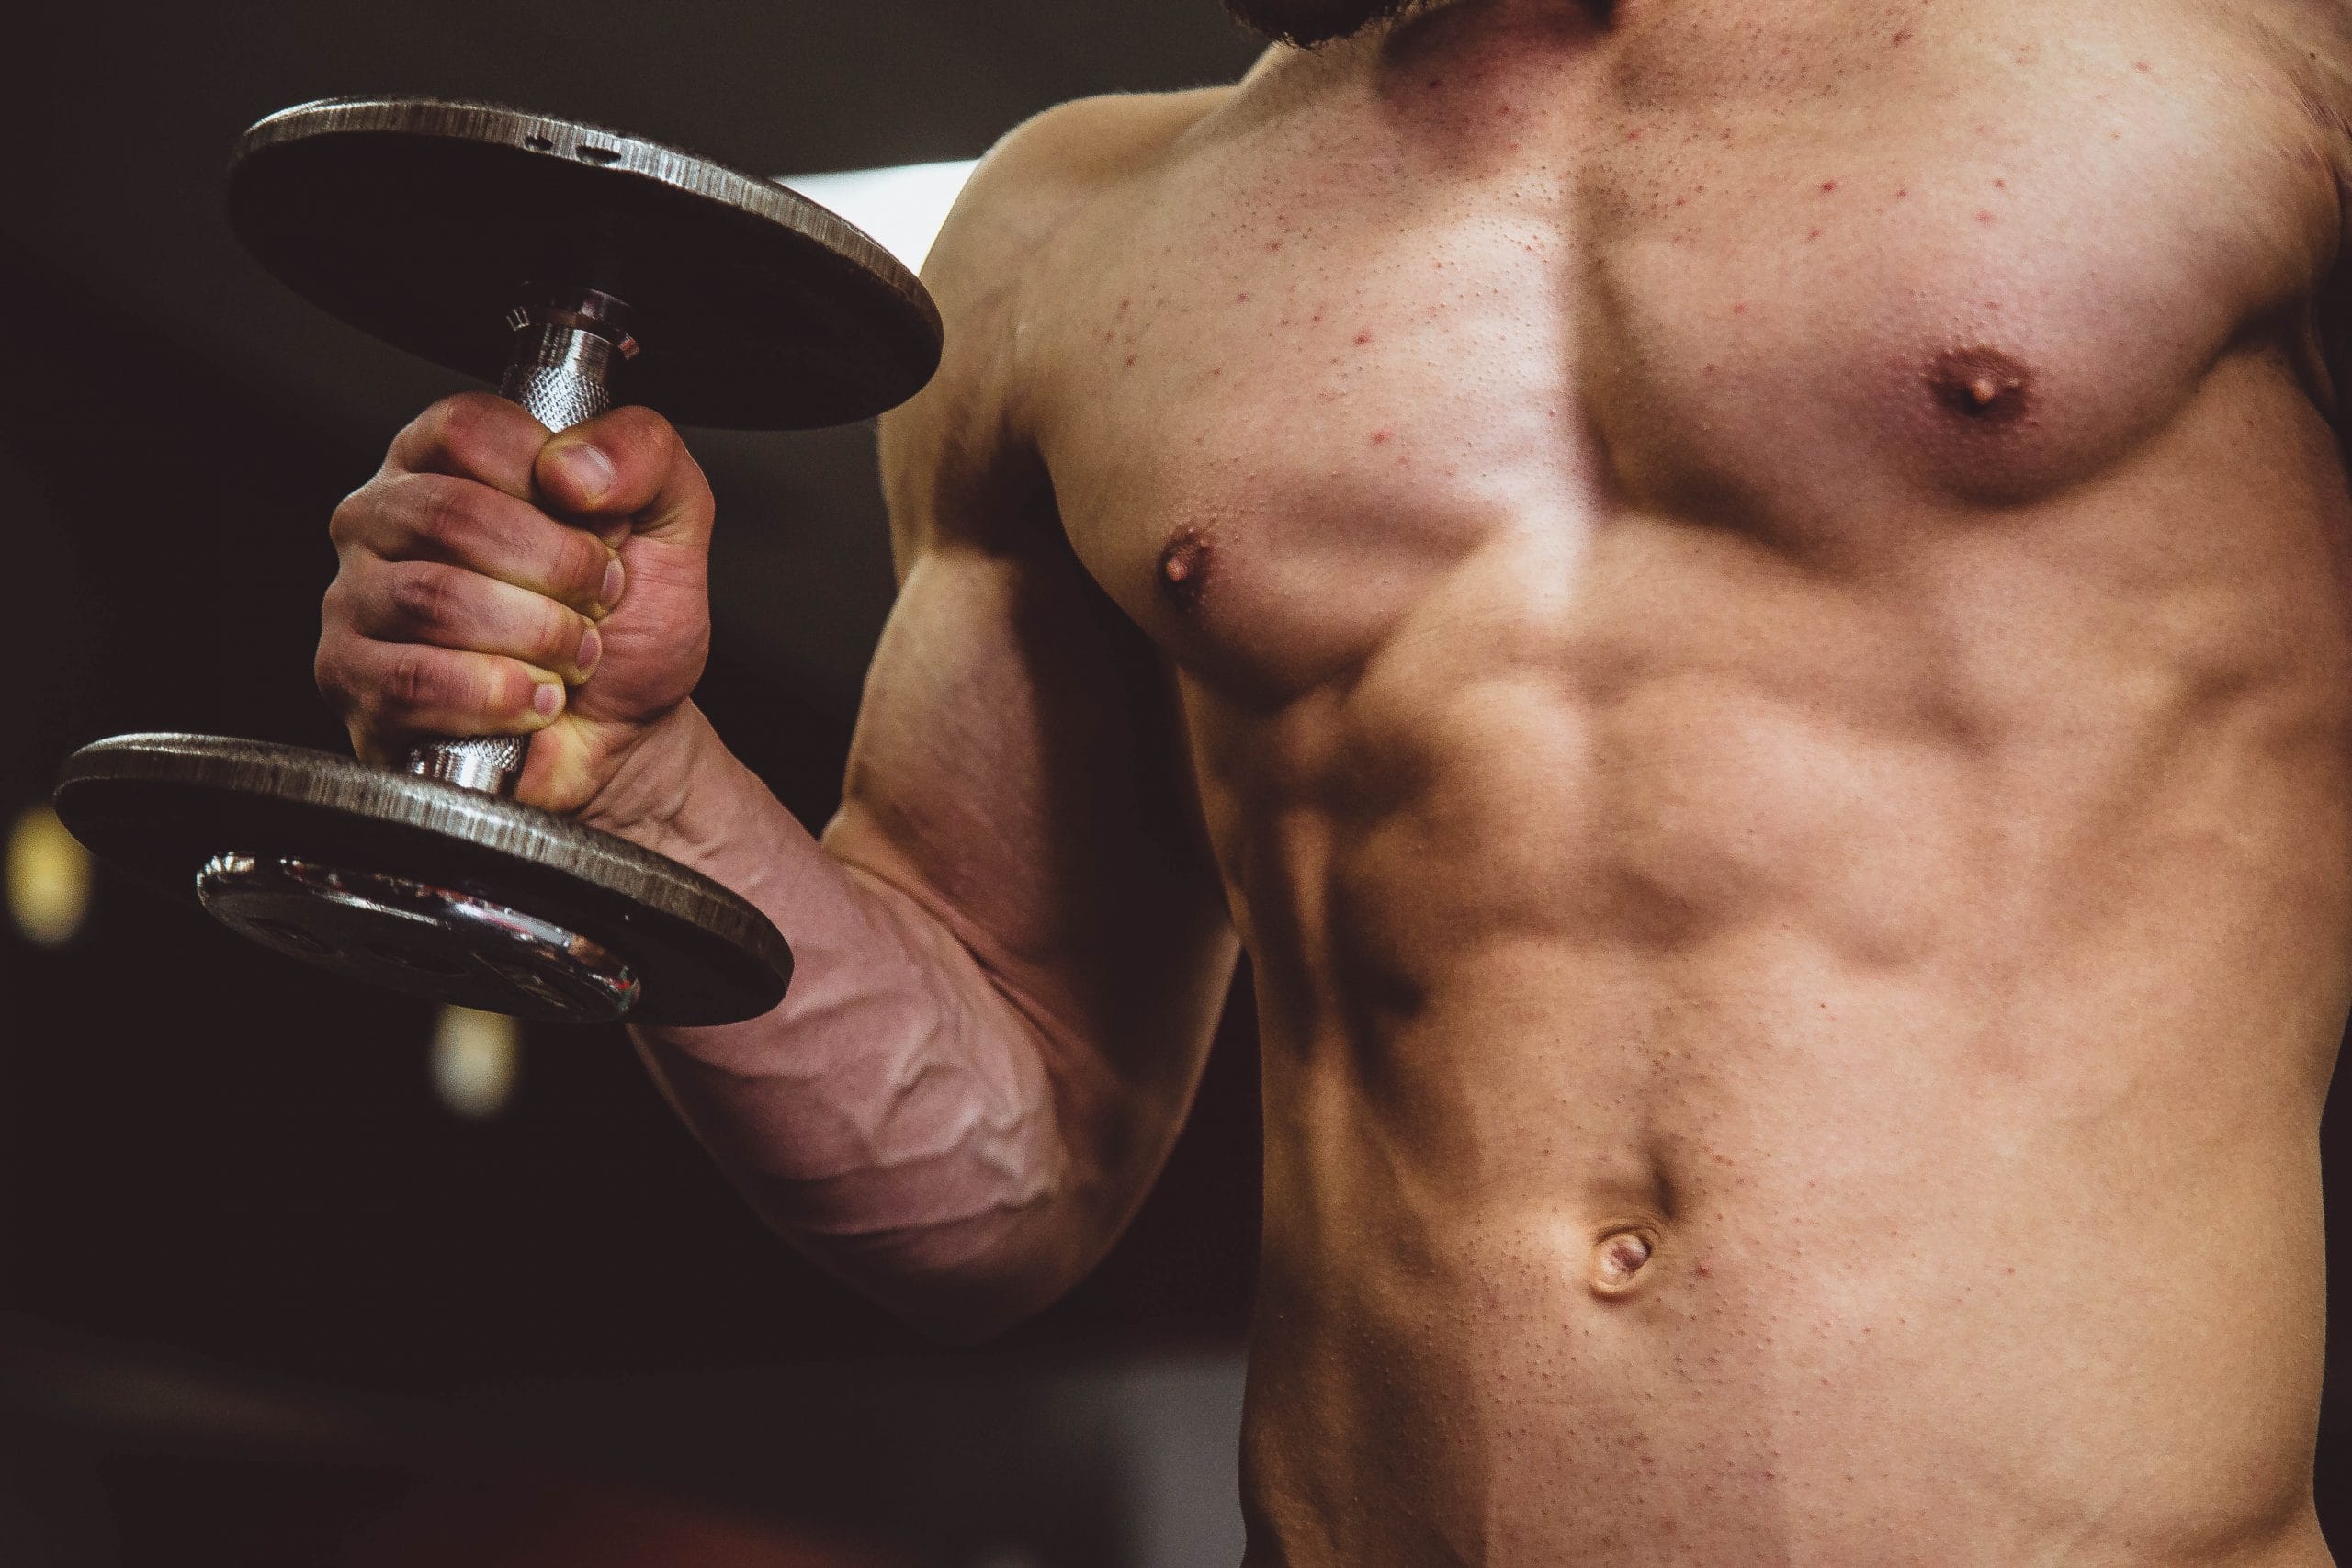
1222 0 1419 45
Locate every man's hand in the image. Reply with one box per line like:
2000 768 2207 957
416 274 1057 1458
317 391 717 820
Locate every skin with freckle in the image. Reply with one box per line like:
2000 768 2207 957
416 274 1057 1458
436 0 2352 1564
859 5 2352 1557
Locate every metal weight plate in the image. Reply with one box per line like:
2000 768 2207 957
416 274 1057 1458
55 735 793 1027
227 96 944 429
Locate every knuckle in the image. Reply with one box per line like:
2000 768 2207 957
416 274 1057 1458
386 643 443 715
603 403 674 454
390 561 460 634
412 476 483 554
540 603 584 667
327 483 375 548
491 660 535 716
558 529 609 605
312 639 351 709
431 393 508 468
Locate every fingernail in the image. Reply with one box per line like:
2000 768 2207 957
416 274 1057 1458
578 626 602 674
534 682 564 718
548 441 616 502
600 557 626 612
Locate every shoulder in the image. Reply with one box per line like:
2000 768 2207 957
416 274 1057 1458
878 90 1229 555
918 89 1230 332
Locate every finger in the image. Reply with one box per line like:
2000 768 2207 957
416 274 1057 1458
333 471 621 619
334 560 604 686
535 405 715 547
387 391 551 501
316 636 567 755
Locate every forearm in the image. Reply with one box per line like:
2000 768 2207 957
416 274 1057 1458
594 705 1106 1337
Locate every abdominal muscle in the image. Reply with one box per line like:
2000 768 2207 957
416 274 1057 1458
1209 501 2350 1566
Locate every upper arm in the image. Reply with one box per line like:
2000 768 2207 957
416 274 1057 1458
2268 6 2352 419
824 100 1240 1179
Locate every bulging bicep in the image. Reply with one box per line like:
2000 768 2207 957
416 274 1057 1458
822 527 1238 1134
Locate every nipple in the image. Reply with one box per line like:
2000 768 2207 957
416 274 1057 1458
1927 346 2033 426
1158 528 1213 611
1590 1229 1657 1298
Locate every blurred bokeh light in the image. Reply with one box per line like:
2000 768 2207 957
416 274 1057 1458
7 803 93 949
431 1006 524 1121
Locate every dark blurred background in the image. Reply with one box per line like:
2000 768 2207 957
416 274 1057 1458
3 4 1261 1563
2 3 2347 1565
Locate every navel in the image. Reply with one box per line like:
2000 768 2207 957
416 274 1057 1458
1158 527 1214 611
1927 345 2034 426
1590 1228 1657 1298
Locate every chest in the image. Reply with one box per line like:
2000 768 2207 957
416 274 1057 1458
1027 0 2340 701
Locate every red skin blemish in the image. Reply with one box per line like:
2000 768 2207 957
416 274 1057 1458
1236 292 1251 303
1895 187 1908 198
2132 59 2151 72
1372 428 1393 445
1821 179 1838 192
1732 301 1749 314
1125 355 1138 368
1976 209 1996 222
1355 331 1374 345
1267 241 1283 253
1806 228 1822 241
1892 28 1911 43
1993 177 2007 188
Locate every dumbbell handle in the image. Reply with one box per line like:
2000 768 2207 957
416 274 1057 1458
402 299 634 796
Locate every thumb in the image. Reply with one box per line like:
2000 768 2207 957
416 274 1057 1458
535 405 715 548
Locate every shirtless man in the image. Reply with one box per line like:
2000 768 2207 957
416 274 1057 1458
312 0 2352 1560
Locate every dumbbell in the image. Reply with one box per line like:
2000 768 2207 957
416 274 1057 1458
52 96 944 1025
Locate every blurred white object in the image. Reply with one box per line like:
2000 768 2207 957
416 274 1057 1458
431 1006 522 1120
7 803 93 948
779 159 981 275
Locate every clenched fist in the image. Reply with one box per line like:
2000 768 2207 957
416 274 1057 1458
318 391 715 818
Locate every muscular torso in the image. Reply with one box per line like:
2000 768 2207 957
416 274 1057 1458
1008 2 2352 1560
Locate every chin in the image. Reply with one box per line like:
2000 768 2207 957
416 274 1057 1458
1222 0 1417 45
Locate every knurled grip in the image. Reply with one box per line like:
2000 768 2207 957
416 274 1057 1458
402 733 531 793
499 322 617 432
402 311 628 795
